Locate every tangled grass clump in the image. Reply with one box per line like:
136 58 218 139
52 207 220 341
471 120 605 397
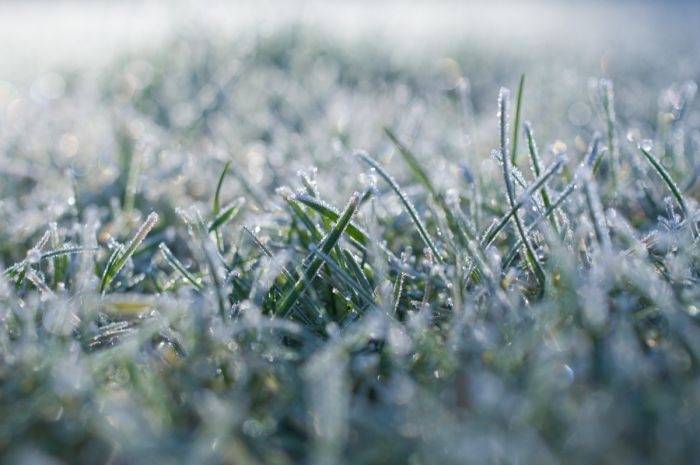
1 30 700 465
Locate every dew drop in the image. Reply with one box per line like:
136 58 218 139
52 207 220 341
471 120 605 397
626 128 640 143
640 139 654 152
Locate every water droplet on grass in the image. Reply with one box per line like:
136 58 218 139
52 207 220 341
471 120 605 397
640 139 654 152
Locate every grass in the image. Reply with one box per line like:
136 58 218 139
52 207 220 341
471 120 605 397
1 25 700 465
356 149 443 262
99 212 159 294
276 192 360 318
498 88 546 294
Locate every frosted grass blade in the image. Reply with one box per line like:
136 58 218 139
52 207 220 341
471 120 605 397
356 150 442 262
277 193 360 317
100 212 159 294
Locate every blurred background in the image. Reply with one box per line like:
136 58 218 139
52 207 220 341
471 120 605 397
2 0 699 208
2 0 699 83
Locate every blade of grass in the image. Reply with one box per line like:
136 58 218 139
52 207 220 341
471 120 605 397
208 199 244 233
158 242 203 291
213 161 231 215
280 189 324 243
310 246 376 310
299 170 320 198
585 133 603 168
384 127 476 246
524 122 559 234
49 223 67 289
201 234 229 318
502 182 576 269
342 249 373 297
480 154 565 248
3 246 100 278
384 127 437 197
297 190 408 278
355 150 442 262
582 167 611 250
293 194 369 246
501 136 604 267
600 79 619 187
391 270 405 318
498 88 545 294
213 161 232 250
100 212 159 294
243 225 274 257
277 193 360 317
511 74 525 166
243 225 296 282
638 144 690 219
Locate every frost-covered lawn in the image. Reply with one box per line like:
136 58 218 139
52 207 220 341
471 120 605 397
1 3 700 464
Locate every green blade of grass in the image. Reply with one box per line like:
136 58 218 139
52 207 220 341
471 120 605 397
391 270 405 318
638 145 689 219
582 167 611 250
3 246 100 278
299 170 320 198
501 136 603 267
49 223 67 289
502 181 576 269
355 150 442 262
213 161 231 215
341 249 373 297
524 122 559 234
99 245 124 288
201 234 229 318
212 160 232 250
243 225 296 282
485 132 600 252
511 74 525 166
294 192 407 273
277 192 360 318
480 155 565 248
583 133 604 186
384 127 437 197
40 246 101 261
384 127 476 247
498 88 545 294
280 189 324 243
100 212 159 294
158 242 203 291
208 199 243 233
600 79 619 187
293 194 369 245
243 225 274 258
310 246 377 311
